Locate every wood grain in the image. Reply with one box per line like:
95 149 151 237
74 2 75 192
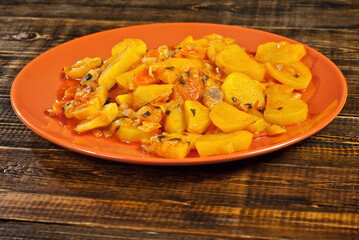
0 0 358 239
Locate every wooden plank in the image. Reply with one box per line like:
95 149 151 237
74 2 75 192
0 221 220 240
0 0 358 29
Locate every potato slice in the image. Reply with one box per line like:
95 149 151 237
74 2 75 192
132 84 173 109
116 64 147 90
210 101 258 132
215 44 266 81
195 130 253 157
184 100 211 134
98 46 141 90
115 93 133 106
116 125 159 142
221 72 265 108
265 62 312 90
246 118 269 133
255 41 307 63
164 104 187 133
111 38 147 57
64 86 108 120
74 103 118 133
264 98 308 126
153 58 204 84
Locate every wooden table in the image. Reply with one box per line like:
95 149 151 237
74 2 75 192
1 1 358 239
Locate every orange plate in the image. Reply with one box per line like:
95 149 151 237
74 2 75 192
11 23 347 165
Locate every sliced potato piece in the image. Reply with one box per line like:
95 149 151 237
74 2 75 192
183 100 211 134
115 93 133 106
116 125 159 142
64 86 108 120
255 41 307 63
98 46 141 90
132 84 173 109
265 62 312 90
210 101 258 132
74 103 118 133
264 98 308 126
221 72 265 108
111 38 147 56
195 130 253 157
215 44 266 81
164 104 187 133
116 64 147 90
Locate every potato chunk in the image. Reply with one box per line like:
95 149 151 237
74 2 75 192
195 131 253 157
98 46 141 90
116 125 159 142
164 105 187 133
221 72 265 108
111 38 147 57
184 100 211 134
215 44 266 81
132 84 173 109
210 101 258 132
74 103 118 133
264 98 308 126
265 62 312 90
255 41 307 63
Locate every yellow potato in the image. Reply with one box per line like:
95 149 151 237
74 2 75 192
111 38 147 56
183 100 211 134
221 72 265 108
116 64 147 90
164 105 187 133
264 98 308 126
98 46 141 90
265 61 312 90
65 86 108 120
215 44 266 81
74 103 118 133
132 84 173 109
116 125 159 142
255 41 307 63
195 130 253 157
115 93 133 106
210 101 258 132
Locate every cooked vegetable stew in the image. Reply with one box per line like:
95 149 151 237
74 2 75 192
47 34 312 158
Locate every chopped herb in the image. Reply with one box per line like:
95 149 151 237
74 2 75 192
190 108 196 117
169 138 182 141
157 135 167 142
142 111 151 118
105 98 111 104
186 71 191 77
85 73 92 80
164 66 175 71
151 104 161 109
232 97 238 103
179 76 185 85
258 108 265 114
66 101 71 106
186 141 191 145
202 74 209 85
276 107 283 110
245 103 252 109
293 73 299 78
165 110 171 115
61 105 65 111
182 133 188 136
178 47 182 50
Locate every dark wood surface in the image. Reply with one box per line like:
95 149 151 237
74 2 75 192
1 0 358 239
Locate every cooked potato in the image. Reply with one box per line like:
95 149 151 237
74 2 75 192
74 103 118 133
195 130 253 157
183 100 211 134
215 44 266 81
210 101 258 132
221 72 265 108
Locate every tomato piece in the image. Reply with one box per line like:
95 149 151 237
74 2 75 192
173 68 206 101
133 67 160 86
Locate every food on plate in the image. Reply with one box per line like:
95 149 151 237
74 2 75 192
47 34 312 158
